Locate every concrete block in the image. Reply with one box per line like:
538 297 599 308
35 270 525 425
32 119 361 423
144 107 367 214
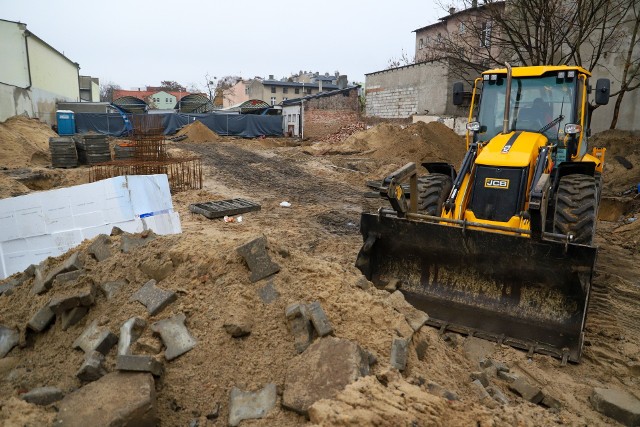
0 325 19 358
487 385 510 405
116 355 163 377
0 267 33 296
498 370 518 383
236 236 280 282
151 313 197 361
591 387 640 426
61 306 89 331
130 279 177 316
52 269 85 286
88 234 112 262
285 303 314 354
390 337 409 371
229 383 277 427
21 386 64 406
471 371 490 387
509 377 543 404
27 305 56 333
257 281 280 304
426 381 458 401
76 350 107 382
73 319 118 355
48 283 96 315
471 379 498 408
541 393 562 409
55 372 157 427
118 317 146 356
120 232 157 254
100 279 127 299
283 337 369 415
132 337 163 355
32 252 83 294
306 301 334 337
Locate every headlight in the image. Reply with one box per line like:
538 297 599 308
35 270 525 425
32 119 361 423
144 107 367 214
564 123 582 135
466 121 481 132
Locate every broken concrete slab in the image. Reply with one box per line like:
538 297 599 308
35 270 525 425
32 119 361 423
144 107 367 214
55 372 156 427
48 282 96 315
285 303 315 354
229 383 277 427
72 319 118 355
591 387 640 426
150 313 197 361
390 337 409 371
31 252 83 295
120 231 157 254
87 234 112 262
130 279 177 316
139 257 174 282
100 279 127 299
117 355 163 377
118 317 146 356
76 351 107 382
27 305 56 333
257 281 280 304
0 325 19 358
283 336 369 415
0 267 34 296
306 301 334 337
60 306 89 331
387 291 429 332
223 316 253 338
236 236 280 282
509 377 543 404
52 269 85 287
21 387 64 406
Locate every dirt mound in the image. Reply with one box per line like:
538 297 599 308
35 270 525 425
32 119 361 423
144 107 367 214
591 130 640 195
0 116 55 168
175 120 221 143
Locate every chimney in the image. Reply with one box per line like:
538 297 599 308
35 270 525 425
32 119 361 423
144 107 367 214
449 7 456 14
337 75 348 90
319 80 323 92
269 74 274 80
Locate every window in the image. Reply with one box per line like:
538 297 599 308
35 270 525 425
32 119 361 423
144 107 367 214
165 98 169 102
481 21 492 47
270 97 276 105
245 87 249 95
271 87 276 93
419 38 424 49
459 22 465 34
306 88 311 94
283 87 288 94
295 88 300 94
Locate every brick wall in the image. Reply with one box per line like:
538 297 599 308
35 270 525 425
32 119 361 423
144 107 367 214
303 89 361 139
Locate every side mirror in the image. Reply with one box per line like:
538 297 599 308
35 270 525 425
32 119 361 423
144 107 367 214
595 78 610 105
452 82 464 106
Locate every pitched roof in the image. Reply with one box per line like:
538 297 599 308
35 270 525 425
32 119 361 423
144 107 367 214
261 79 340 90
413 1 505 33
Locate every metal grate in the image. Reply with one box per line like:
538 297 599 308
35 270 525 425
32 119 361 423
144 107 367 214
189 199 261 219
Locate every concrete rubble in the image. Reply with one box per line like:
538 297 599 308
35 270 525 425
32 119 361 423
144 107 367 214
130 279 177 316
387 291 429 332
306 301 334 337
117 355 163 377
509 376 543 404
283 336 370 415
0 265 35 296
120 230 157 254
48 282 97 315
591 387 640 426
60 306 89 331
21 386 64 406
32 252 83 295
236 236 280 282
72 319 118 355
390 337 409 371
118 317 147 355
100 279 127 299
87 234 112 262
76 350 107 382
55 372 157 426
285 303 315 353
0 325 19 358
150 312 197 361
228 383 277 426
27 306 56 333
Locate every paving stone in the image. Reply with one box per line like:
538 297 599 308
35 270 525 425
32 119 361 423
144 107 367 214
31 252 83 295
132 337 163 355
509 377 543 404
48 283 96 315
60 306 89 331
100 279 127 299
229 383 277 427
591 387 640 426
541 393 562 409
72 319 118 355
27 305 56 333
471 371 490 387
130 279 177 316
426 381 459 401
52 269 85 286
283 336 369 415
498 370 518 383
120 232 157 253
0 269 33 296
387 291 429 331
118 317 146 356
306 301 334 337
285 303 315 353
55 372 157 427
0 325 19 358
471 379 498 408
139 257 174 282
76 351 107 382
257 281 280 304
487 385 510 405
150 313 197 361
87 234 112 262
117 355 163 377
21 386 64 406
223 315 253 338
236 236 280 282
390 337 409 371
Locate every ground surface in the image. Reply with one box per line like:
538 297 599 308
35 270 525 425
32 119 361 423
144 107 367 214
1 118 639 426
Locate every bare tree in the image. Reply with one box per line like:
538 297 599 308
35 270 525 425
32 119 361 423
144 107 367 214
99 81 121 102
386 49 415 69
159 80 186 92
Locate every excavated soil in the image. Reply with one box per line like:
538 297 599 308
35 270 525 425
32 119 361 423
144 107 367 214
175 120 222 143
591 129 640 195
1 120 640 426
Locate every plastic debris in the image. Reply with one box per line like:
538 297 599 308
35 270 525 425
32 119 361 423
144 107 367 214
280 202 291 208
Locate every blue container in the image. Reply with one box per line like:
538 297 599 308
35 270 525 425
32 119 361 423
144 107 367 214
56 110 76 135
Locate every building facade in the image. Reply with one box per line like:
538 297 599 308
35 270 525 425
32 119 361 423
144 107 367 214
112 89 195 110
0 19 80 124
79 75 100 102
247 75 341 106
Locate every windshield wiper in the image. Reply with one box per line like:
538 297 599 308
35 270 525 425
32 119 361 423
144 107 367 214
538 114 564 134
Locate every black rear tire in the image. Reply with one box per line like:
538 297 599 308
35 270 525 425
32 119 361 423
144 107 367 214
417 173 453 216
553 174 597 245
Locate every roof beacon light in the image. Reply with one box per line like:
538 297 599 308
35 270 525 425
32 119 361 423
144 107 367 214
490 74 498 81
567 70 576 78
483 74 490 81
558 71 566 79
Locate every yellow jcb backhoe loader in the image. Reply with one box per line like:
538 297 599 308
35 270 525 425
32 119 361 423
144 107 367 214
356 64 611 363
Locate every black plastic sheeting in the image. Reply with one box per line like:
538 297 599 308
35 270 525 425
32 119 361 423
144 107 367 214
74 112 283 138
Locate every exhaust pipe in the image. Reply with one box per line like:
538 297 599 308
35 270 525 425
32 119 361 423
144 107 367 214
502 62 512 134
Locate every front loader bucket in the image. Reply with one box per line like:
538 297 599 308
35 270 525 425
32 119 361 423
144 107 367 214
356 212 597 362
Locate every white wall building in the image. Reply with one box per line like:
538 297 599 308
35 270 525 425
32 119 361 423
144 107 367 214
0 19 80 124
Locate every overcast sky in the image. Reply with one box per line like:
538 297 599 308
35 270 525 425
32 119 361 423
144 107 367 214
2 0 442 90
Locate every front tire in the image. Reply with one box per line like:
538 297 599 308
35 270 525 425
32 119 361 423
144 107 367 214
417 173 453 216
553 174 597 245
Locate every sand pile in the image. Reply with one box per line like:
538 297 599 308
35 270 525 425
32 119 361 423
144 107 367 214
0 116 55 168
591 129 640 195
175 120 221 143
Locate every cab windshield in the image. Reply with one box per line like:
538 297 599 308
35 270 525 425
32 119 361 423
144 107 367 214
475 75 577 144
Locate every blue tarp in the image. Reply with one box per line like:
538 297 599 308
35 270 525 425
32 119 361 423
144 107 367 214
74 112 283 138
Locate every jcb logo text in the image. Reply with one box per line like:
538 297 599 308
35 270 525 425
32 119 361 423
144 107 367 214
484 178 510 189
